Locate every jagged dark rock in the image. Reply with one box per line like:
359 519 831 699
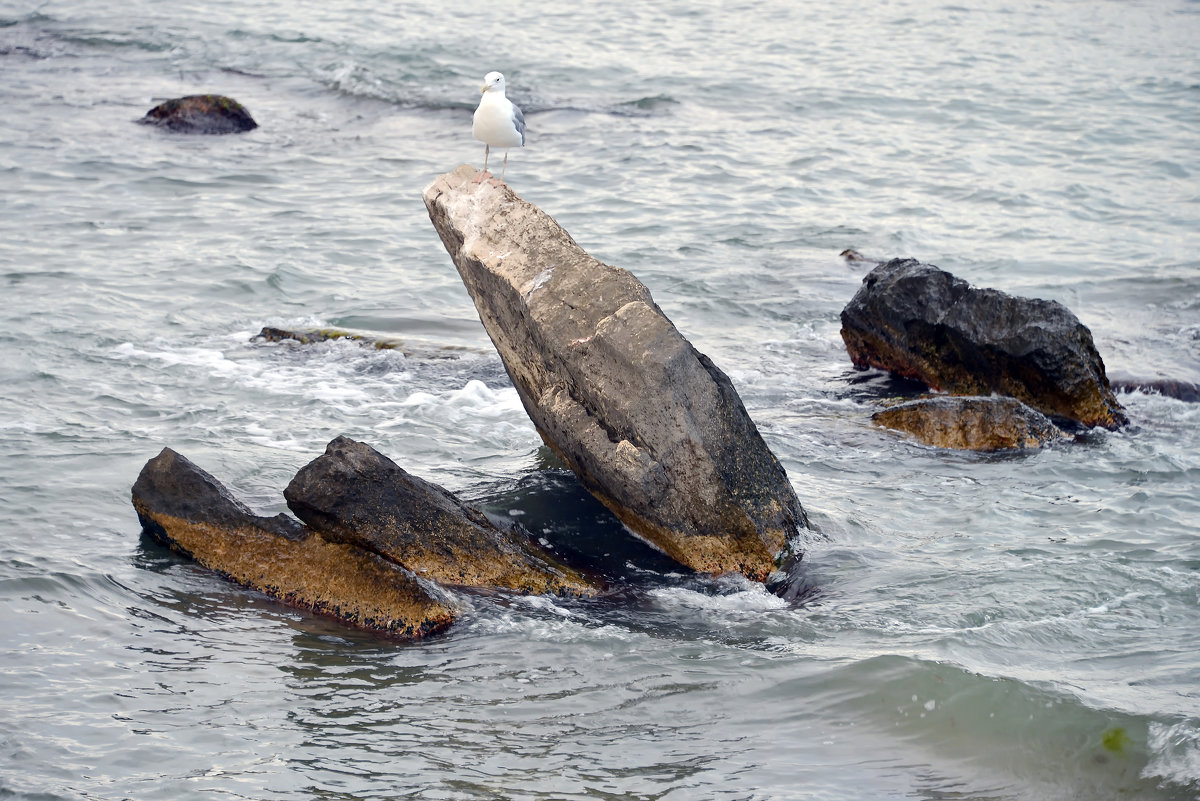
423 165 807 582
873 395 1067 451
284 436 597 595
139 94 258 134
131 447 457 638
841 258 1127 429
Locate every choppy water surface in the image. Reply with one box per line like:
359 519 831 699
2 0 1199 798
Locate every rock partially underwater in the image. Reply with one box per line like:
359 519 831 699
131 437 605 637
132 447 456 638
424 165 807 582
873 395 1068 451
256 326 405 350
1110 377 1200 404
284 436 597 596
841 258 1127 430
139 94 258 134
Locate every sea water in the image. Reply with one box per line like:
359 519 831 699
1 1 1198 798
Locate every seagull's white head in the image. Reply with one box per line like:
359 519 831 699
481 71 506 95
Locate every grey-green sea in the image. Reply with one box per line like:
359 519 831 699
2 0 1199 798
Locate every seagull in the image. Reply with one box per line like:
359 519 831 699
472 71 526 179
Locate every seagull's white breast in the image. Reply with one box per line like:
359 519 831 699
473 93 525 148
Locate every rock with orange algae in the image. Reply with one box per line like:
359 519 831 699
873 395 1067 451
132 447 456 638
284 436 598 596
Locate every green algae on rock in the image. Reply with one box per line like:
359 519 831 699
255 326 404 350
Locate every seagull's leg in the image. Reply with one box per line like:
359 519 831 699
483 145 490 173
501 150 508 179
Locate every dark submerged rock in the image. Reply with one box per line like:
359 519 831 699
256 326 406 351
840 249 883 266
841 258 1127 429
284 436 597 596
132 447 456 638
423 165 807 582
253 326 470 363
873 395 1067 451
139 94 258 134
1110 377 1200 403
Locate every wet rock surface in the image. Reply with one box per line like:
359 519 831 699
284 436 597 595
1110 377 1200 403
873 395 1068 451
841 258 1127 429
423 165 807 581
255 326 405 350
840 248 883 266
139 94 258 134
131 447 457 638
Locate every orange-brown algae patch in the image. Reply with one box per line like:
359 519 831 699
135 508 456 639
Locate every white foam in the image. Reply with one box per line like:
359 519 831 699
112 340 242 376
648 579 790 614
1145 720 1200 788
399 380 523 417
512 594 577 618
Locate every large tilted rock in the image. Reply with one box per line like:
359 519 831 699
873 396 1067 451
284 436 596 595
841 259 1127 429
132 447 456 638
423 165 807 581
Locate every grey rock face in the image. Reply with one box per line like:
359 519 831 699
841 259 1127 429
423 166 807 581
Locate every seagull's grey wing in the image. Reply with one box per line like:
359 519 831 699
511 104 526 145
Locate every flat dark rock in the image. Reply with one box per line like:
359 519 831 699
284 436 597 595
132 447 456 637
255 326 405 351
423 165 807 581
873 395 1067 451
841 258 1127 429
1110 377 1200 403
139 94 258 134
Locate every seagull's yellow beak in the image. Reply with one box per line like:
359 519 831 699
480 85 487 94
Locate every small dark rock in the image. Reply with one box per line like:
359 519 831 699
873 395 1068 451
139 94 258 134
841 258 1127 429
256 326 404 351
840 249 882 266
